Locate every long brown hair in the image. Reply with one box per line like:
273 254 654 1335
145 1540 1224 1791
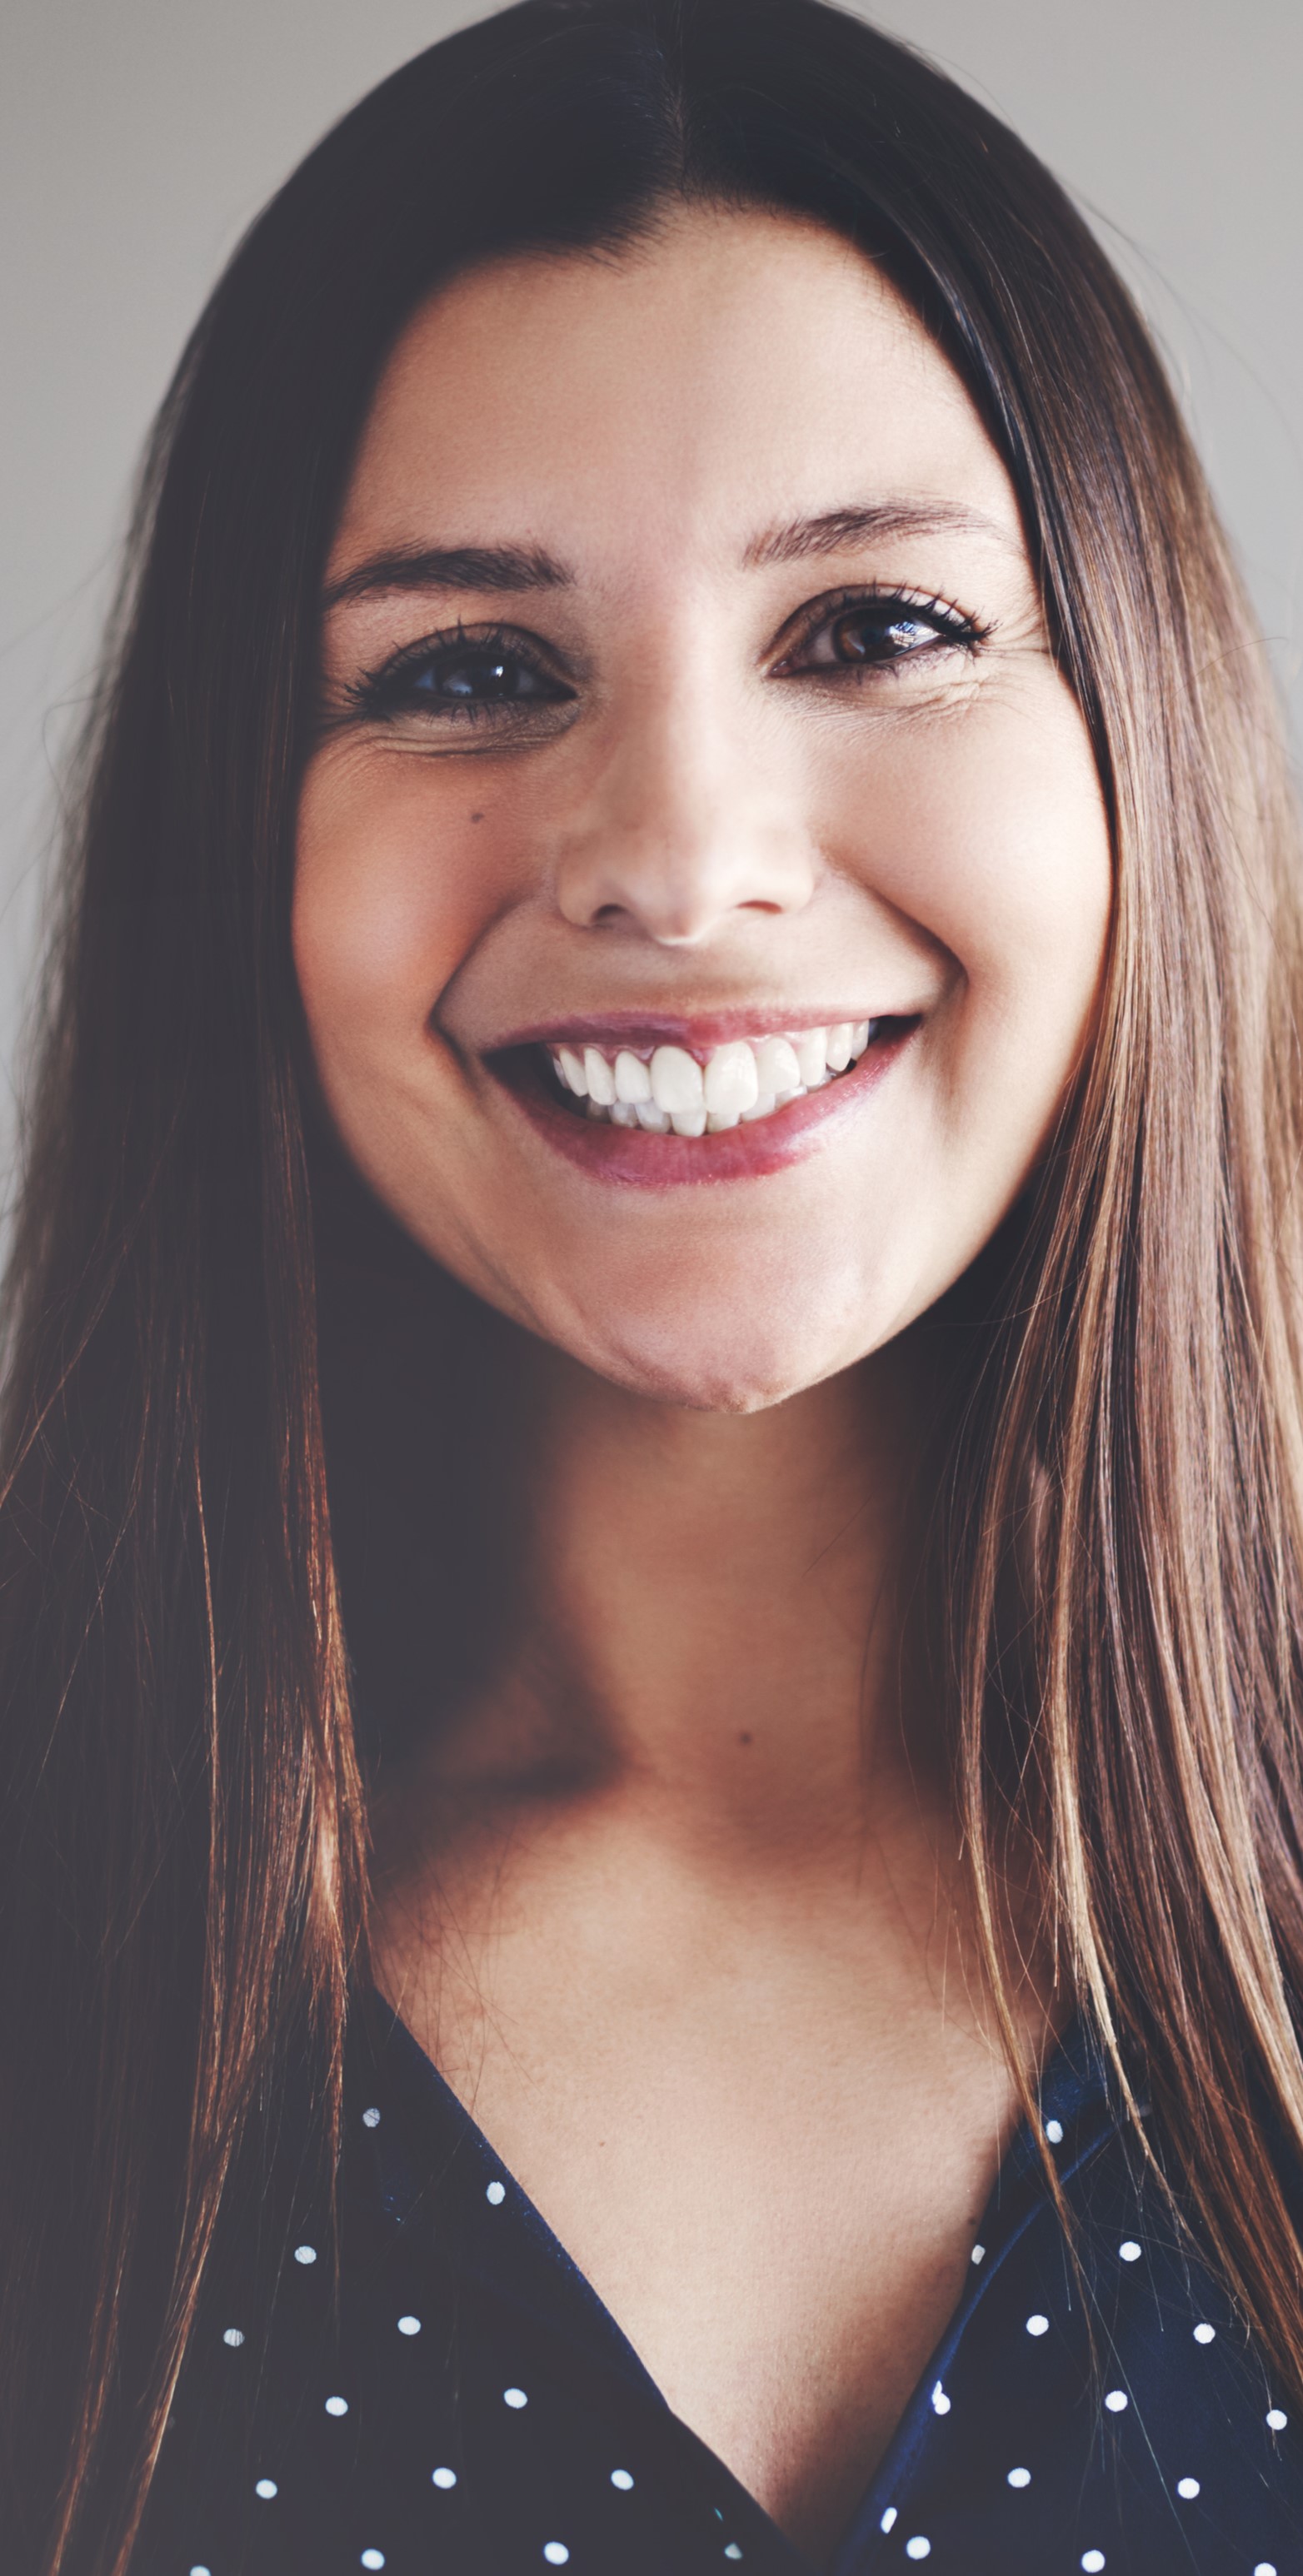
3 2 1301 2564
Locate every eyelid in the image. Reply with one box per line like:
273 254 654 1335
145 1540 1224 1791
769 581 989 669
352 618 578 706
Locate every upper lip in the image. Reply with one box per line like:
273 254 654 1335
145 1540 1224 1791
479 1004 922 1054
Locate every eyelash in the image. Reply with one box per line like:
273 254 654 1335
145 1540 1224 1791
346 623 570 727
345 585 991 730
775 584 991 675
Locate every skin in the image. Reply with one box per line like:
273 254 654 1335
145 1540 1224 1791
296 209 1112 2559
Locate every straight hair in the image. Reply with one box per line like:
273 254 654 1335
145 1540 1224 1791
3 2 1301 2564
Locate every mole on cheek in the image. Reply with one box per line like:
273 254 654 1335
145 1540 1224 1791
470 811 484 825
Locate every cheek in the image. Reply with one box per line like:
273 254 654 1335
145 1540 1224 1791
826 681 1111 1088
292 753 508 1068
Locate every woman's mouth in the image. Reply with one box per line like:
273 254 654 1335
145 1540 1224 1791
486 1013 921 1185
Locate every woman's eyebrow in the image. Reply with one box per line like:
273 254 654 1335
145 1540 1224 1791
322 501 1019 614
746 500 1021 566
322 540 573 610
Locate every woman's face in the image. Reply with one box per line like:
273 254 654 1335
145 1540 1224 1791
296 209 1111 1411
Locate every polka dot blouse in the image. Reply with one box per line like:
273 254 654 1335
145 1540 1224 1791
142 2005 1303 2574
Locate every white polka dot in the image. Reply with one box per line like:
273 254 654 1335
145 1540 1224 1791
542 2551 569 2568
432 2467 457 2489
1104 2389 1128 2414
190 2566 212 2574
931 2381 951 2414
906 2543 931 2563
293 2245 317 2266
397 2314 422 2336
1045 2118 1064 2144
1176 2477 1201 2500
724 2550 743 2564
486 2180 506 2206
222 2327 245 2347
1006 2466 1031 2489
1026 2313 1050 2336
1192 2320 1216 2344
1119 2240 1141 2262
362 2106 382 2128
880 2508 898 2533
325 2395 348 2417
255 2479 278 2500
1267 2407 1289 2432
970 2242 986 2265
362 2554 386 2571
1256 2564 1278 2575
611 2469 634 2490
1081 2554 1106 2574
504 2386 528 2408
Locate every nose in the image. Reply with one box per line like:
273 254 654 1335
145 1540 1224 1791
552 688 816 947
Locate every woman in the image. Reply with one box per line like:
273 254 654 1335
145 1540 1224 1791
2 2 1301 2569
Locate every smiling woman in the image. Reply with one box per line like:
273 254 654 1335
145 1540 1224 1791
2 6 1302 2575
297 217 1109 1401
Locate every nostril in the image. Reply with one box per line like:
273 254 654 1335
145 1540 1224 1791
558 833 815 939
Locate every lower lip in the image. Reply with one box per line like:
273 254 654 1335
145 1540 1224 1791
492 1024 920 1188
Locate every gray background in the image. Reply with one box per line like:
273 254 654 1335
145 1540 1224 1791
3 0 1300 1202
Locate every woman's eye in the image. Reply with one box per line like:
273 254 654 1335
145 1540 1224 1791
408 649 556 705
781 594 982 676
356 633 574 725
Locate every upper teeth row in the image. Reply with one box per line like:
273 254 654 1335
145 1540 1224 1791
547 1020 876 1135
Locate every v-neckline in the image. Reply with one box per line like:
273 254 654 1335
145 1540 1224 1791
362 1995 1119 2574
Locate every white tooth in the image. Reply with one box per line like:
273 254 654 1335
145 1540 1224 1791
755 1036 801 1098
586 1098 611 1121
775 1084 806 1106
558 1045 588 1097
651 1046 704 1114
670 1107 706 1137
584 1046 616 1104
851 1019 871 1055
614 1049 652 1104
741 1092 777 1124
610 1101 639 1126
792 1029 827 1087
703 1042 759 1118
826 1022 854 1072
636 1100 671 1131
706 1109 740 1132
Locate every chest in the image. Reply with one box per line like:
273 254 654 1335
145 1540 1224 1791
398 1896 1020 2559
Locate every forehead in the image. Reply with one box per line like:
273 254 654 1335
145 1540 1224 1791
330 207 1023 580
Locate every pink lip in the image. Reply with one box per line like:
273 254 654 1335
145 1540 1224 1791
485 1006 892 1055
492 1020 920 1188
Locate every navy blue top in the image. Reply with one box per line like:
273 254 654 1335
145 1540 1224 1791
142 2003 1303 2576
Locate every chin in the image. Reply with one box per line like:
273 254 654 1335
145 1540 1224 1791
558 1282 876 1415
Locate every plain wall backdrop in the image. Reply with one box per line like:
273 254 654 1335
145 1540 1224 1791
2 0 1301 1200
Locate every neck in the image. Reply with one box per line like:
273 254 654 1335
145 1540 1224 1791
359 1288 948 1894
537 1344 933 1839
